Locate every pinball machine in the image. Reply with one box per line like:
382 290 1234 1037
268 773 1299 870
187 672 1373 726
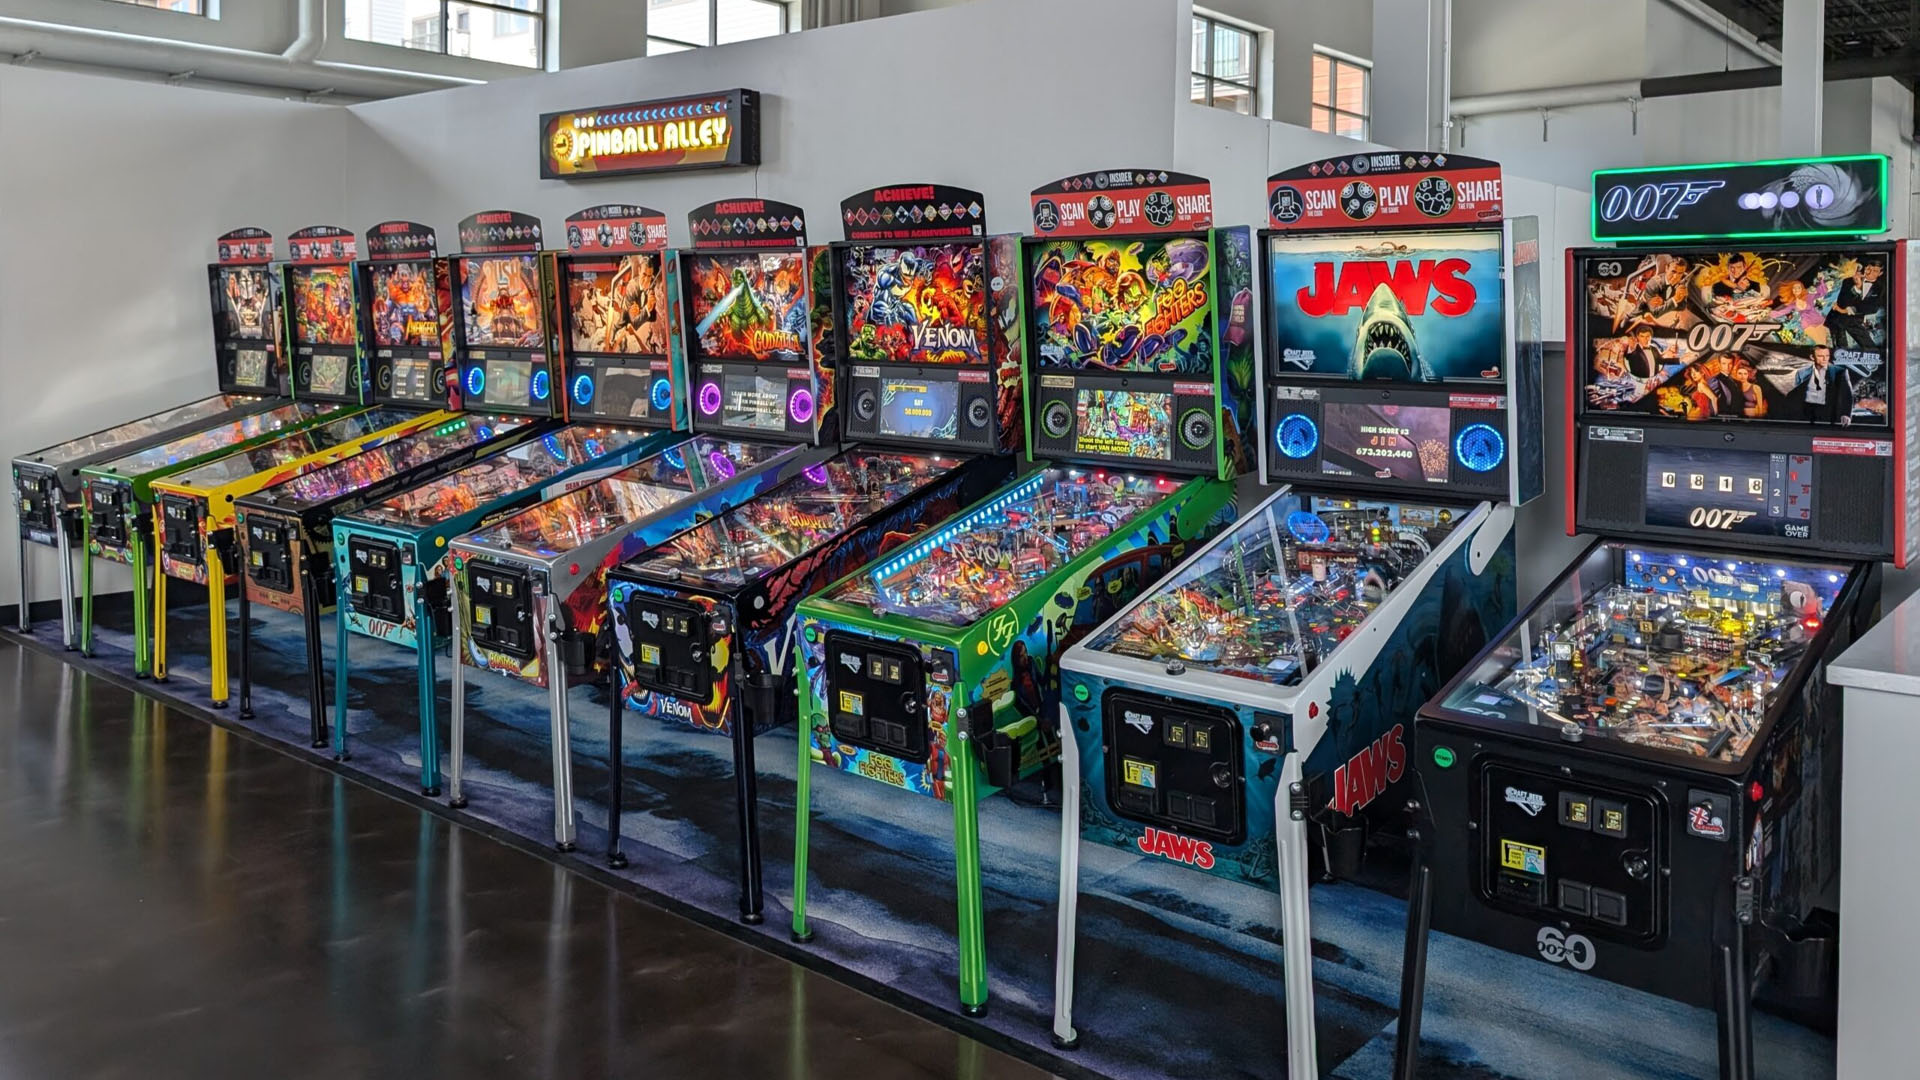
789 168 1254 1015
441 198 834 848
145 224 457 707
13 228 299 650
1393 154 1910 1080
1049 153 1543 1076
327 208 692 795
600 183 1022 924
74 229 358 676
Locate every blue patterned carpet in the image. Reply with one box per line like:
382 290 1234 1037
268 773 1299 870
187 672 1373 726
18 598 1836 1080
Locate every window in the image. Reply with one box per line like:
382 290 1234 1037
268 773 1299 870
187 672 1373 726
1311 47 1370 140
1190 11 1259 116
648 0 792 56
102 0 205 11
345 0 547 69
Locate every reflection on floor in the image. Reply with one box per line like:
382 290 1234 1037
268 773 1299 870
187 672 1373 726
0 639 1050 1080
12 601 1837 1080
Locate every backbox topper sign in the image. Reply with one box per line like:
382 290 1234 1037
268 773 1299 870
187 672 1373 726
565 204 670 254
458 210 543 254
540 89 760 180
1030 168 1213 237
842 183 986 242
365 221 438 262
686 198 808 251
216 227 274 266
287 225 357 264
1267 151 1504 231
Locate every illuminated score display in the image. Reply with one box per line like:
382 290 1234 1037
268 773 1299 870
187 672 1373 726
540 89 760 179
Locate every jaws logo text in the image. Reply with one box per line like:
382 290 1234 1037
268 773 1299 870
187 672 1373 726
1297 259 1476 319
1329 723 1407 816
1137 826 1216 869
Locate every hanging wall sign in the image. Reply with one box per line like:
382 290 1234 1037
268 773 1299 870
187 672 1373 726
540 89 761 180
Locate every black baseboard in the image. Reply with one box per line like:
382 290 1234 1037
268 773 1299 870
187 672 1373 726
1 589 145 631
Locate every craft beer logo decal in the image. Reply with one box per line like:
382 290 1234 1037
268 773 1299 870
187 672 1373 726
1504 785 1547 817
1136 826 1216 869
1537 927 1597 971
1328 723 1407 815
1295 258 1478 319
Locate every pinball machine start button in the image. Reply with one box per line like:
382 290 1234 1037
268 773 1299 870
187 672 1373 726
1432 746 1455 768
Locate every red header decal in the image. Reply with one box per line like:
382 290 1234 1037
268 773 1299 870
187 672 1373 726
564 204 669 254
458 210 543 254
686 198 806 251
215 227 273 266
365 221 438 262
286 225 357 265
841 183 986 241
1031 168 1211 237
1268 151 1504 231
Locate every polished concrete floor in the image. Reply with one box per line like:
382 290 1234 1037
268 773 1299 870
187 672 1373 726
0 639 1052 1080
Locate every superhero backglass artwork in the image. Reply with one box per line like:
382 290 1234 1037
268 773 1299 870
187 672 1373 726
841 242 989 364
289 265 358 347
1029 235 1214 374
687 251 809 363
459 255 545 348
568 253 670 356
368 260 440 349
1580 248 1890 426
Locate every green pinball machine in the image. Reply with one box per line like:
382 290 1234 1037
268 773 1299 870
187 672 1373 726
790 168 1258 1014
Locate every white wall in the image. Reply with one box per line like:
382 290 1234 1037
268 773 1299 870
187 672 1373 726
1 64 353 608
342 0 1183 249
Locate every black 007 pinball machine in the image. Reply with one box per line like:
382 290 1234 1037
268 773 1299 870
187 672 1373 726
1394 155 1912 1080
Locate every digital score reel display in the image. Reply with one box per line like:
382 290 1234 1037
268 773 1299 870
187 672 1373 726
1643 447 1813 537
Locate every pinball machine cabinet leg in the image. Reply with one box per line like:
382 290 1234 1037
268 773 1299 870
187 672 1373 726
446 576 469 809
151 512 169 682
12 525 27 634
952 713 989 1017
1050 703 1083 1051
300 564 327 747
55 508 77 649
206 541 229 707
1392 814 1436 1080
1713 916 1756 1080
732 666 774 925
790 710 816 946
333 589 353 759
236 543 255 720
414 586 440 794
1275 754 1320 1080
605 670 627 869
544 596 578 853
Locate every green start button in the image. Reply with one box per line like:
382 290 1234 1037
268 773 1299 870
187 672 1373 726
1432 746 1456 769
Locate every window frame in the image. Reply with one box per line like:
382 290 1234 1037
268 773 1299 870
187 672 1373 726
1190 10 1260 117
354 0 549 70
1311 45 1372 141
102 0 209 13
647 0 791 55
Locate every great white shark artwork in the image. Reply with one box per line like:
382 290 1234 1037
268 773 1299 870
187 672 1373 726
1352 282 1425 381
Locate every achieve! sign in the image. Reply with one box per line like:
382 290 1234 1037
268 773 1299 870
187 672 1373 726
540 89 760 180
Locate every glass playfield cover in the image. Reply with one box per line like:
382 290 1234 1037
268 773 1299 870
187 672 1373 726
350 425 658 532
94 401 332 477
257 415 534 509
621 451 958 590
26 395 267 467
458 436 792 559
822 468 1180 627
162 408 416 489
1086 495 1468 684
1429 542 1852 764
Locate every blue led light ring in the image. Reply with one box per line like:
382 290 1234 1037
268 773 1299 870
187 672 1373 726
1454 423 1506 473
1275 413 1319 460
572 374 596 406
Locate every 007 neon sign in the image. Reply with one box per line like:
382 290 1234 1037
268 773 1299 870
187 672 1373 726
1596 181 1725 224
